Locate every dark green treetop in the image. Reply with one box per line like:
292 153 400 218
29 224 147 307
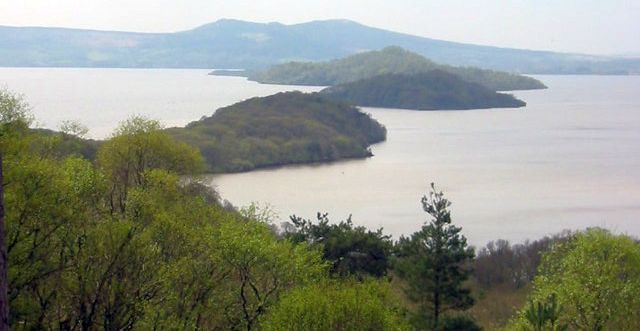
286 213 393 279
395 183 475 329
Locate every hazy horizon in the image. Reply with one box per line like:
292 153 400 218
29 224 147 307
1 0 639 56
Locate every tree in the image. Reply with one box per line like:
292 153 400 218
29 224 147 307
285 213 393 278
0 88 33 331
523 294 568 331
97 116 204 214
510 229 640 331
395 183 475 329
214 220 326 331
260 280 410 331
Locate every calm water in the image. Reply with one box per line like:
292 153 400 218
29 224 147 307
0 68 321 138
212 76 640 245
1 68 638 245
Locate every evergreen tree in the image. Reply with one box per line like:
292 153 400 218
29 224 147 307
286 213 393 278
523 293 568 331
395 183 475 330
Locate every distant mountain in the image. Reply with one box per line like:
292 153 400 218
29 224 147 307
243 47 545 91
1 19 639 74
320 70 526 110
167 91 386 173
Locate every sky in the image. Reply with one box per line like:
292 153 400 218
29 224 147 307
1 0 639 55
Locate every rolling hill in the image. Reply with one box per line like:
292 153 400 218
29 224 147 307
243 47 546 91
1 19 639 74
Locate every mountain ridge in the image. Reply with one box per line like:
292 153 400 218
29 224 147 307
1 18 638 74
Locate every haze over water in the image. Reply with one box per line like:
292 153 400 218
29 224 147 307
1 68 638 245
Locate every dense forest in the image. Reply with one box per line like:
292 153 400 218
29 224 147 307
238 47 547 91
2 88 640 331
320 70 526 110
167 91 387 172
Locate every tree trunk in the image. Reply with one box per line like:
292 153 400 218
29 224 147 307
0 154 9 331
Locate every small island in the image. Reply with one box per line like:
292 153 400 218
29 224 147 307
319 70 526 110
167 91 387 172
208 69 248 77
227 46 546 91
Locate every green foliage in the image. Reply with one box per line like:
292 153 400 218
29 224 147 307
98 116 204 213
30 127 101 160
59 119 89 138
0 89 95 160
0 88 32 129
0 88 33 156
1 96 330 330
523 294 567 331
6 89 640 331
321 71 526 110
249 46 546 91
395 183 475 329
168 91 386 172
439 315 483 331
286 213 393 278
508 229 640 331
260 279 411 331
213 219 327 330
240 202 280 225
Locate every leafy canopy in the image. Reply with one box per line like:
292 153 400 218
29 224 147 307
510 229 640 331
260 280 410 331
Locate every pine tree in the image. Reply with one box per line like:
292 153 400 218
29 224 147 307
395 183 475 330
524 293 568 331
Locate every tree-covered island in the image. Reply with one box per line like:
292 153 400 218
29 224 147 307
320 70 526 110
167 91 387 172
216 46 547 91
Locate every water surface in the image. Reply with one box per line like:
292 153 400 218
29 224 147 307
2 68 638 245
212 76 640 245
0 68 321 138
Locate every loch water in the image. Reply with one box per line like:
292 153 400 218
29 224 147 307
2 68 638 245
212 75 640 245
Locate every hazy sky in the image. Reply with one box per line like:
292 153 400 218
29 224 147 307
1 0 639 55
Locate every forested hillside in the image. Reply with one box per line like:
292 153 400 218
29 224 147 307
168 91 387 172
244 47 547 91
3 88 640 330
